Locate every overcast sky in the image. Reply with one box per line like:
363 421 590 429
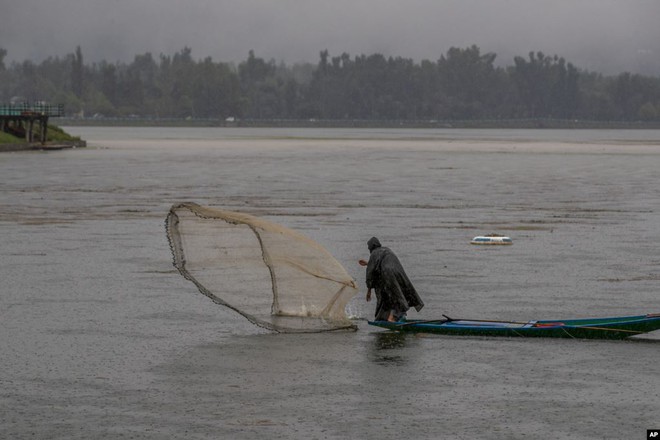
2 0 660 74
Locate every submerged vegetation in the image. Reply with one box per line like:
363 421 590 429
1 45 660 123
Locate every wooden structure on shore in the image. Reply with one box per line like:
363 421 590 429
0 103 64 143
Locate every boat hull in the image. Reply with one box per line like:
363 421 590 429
368 314 660 340
470 235 512 245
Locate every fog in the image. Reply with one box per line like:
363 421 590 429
2 0 660 74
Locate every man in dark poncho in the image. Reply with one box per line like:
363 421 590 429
359 237 424 322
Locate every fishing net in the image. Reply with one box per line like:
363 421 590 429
165 202 358 332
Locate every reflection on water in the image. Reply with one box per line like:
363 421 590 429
627 335 660 344
369 331 411 365
373 331 407 350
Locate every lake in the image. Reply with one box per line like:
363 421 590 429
1 127 659 439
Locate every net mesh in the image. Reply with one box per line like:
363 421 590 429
165 202 358 332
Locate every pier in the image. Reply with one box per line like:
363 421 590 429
0 103 64 143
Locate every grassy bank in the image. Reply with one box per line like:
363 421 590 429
46 125 82 143
0 132 21 144
0 124 81 145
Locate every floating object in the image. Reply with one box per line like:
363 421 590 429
470 234 512 245
369 313 660 339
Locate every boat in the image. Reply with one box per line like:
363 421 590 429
470 235 512 245
368 313 660 339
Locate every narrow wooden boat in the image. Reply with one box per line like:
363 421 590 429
368 313 660 339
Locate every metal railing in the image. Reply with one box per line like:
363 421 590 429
0 103 64 117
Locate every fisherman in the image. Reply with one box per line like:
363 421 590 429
359 237 424 322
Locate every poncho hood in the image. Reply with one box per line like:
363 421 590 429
367 237 382 253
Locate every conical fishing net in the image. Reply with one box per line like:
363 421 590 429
165 203 358 332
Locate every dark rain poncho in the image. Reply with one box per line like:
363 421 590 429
366 237 424 321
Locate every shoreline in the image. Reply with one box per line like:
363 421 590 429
80 138 660 155
0 140 87 152
53 117 660 130
60 125 660 155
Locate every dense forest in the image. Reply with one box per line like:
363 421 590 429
1 45 660 122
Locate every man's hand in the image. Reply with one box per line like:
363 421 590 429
358 259 368 267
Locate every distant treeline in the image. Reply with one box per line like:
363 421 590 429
1 45 660 122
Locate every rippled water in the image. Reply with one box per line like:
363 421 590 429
1 127 659 439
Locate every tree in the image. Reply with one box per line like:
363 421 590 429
437 45 499 119
512 51 581 119
608 72 657 120
2 45 659 123
0 48 8 101
167 47 196 117
0 48 7 71
71 46 84 98
238 50 279 118
638 102 658 121
192 57 241 118
100 62 118 107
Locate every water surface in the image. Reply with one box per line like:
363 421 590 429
1 127 659 439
